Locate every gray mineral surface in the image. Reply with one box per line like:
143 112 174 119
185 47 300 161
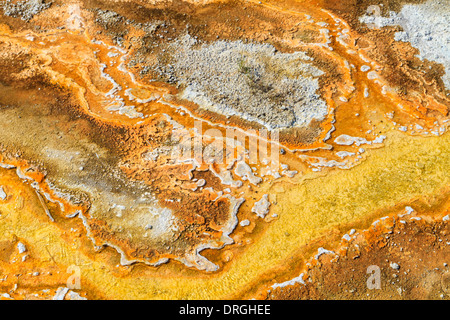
359 0 450 90
152 34 328 130
1 0 52 21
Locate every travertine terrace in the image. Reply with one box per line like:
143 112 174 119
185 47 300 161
0 0 448 300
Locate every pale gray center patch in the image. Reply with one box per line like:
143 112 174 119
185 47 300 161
156 35 328 130
359 0 450 90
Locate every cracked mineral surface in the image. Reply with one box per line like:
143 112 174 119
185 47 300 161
0 0 448 301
